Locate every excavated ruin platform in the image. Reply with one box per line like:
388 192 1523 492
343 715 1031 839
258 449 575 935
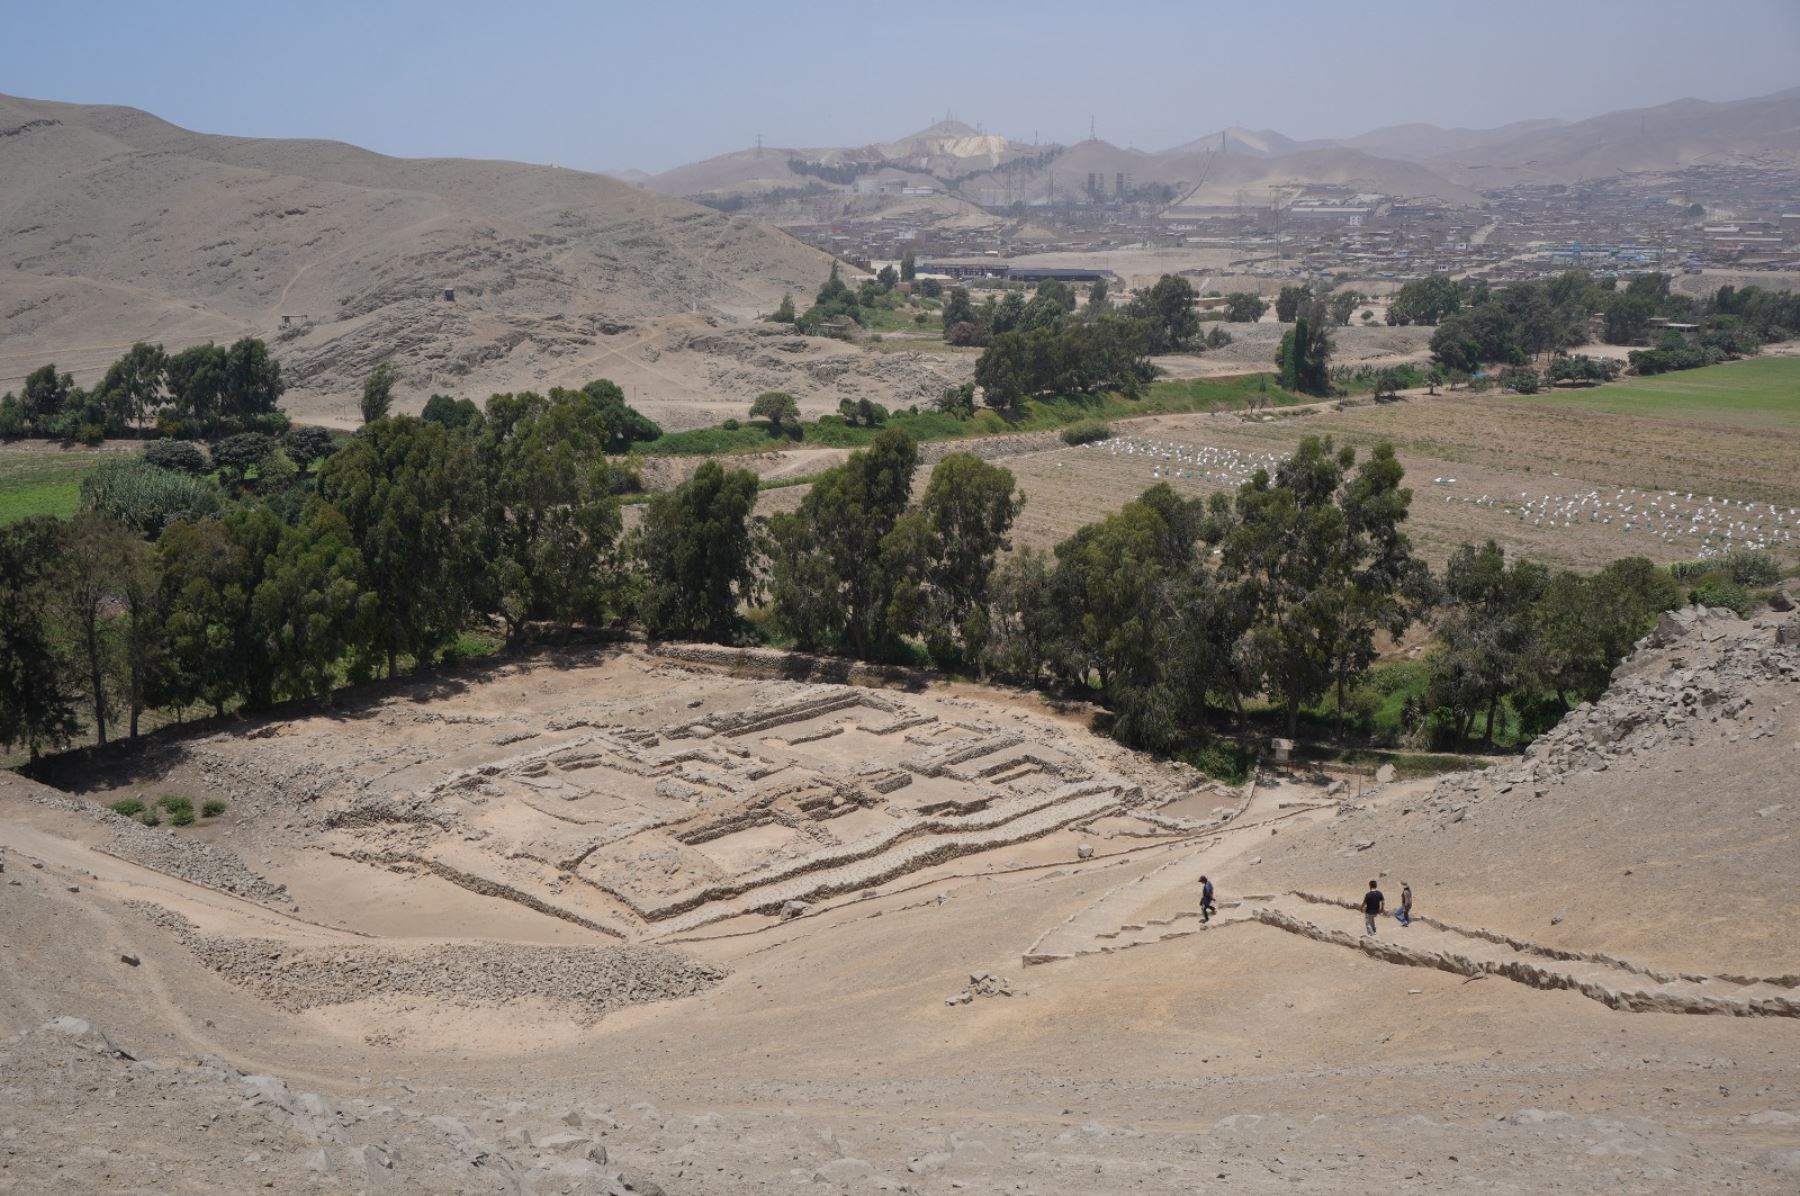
31 648 1202 944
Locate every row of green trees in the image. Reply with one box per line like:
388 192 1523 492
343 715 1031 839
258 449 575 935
1401 272 1798 373
942 279 1081 347
965 274 1242 410
0 383 656 759
973 318 1156 412
979 437 1426 747
1 339 288 443
5 410 1708 767
942 273 1214 356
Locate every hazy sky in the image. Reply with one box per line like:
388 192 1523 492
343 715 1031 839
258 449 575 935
7 0 1798 173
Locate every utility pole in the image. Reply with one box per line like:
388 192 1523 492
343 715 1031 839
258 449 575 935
755 133 763 157
1271 186 1282 267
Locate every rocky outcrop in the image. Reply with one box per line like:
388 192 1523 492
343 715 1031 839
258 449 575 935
1422 603 1798 819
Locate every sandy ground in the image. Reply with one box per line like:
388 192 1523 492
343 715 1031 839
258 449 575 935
2 606 1798 1193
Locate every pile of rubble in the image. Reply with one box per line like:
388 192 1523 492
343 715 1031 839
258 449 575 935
17 783 290 904
945 971 1018 1006
131 904 723 1022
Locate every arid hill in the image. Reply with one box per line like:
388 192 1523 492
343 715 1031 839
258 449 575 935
0 93 868 426
1426 88 1800 185
648 88 1800 216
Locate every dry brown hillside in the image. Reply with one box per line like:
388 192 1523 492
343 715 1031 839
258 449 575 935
0 93 895 427
1429 88 1800 185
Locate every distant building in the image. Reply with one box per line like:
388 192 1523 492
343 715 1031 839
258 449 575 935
913 261 1113 284
1007 266 1112 284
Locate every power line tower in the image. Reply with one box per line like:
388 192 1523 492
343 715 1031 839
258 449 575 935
1271 186 1283 266
755 133 763 157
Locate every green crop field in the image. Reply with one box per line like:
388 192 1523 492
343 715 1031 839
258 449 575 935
1523 355 1800 431
0 447 113 525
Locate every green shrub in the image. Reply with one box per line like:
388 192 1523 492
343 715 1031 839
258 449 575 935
1505 369 1541 395
79 457 222 535
143 439 208 474
721 418 740 431
1718 549 1780 588
201 799 228 818
1337 686 1384 736
1061 420 1112 446
1179 740 1254 784
138 811 160 827
157 795 196 827
1688 578 1754 616
109 798 145 818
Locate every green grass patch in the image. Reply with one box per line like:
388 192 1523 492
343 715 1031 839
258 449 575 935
857 305 940 334
638 373 1302 459
1061 420 1112 446
157 794 196 826
201 799 228 818
444 630 506 664
1289 657 1533 751
1521 355 1800 431
0 447 114 524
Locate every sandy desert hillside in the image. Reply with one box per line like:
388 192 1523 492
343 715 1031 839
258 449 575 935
1157 126 1327 159
1335 117 1567 162
2 593 1797 1193
1427 87 1800 185
0 93 926 427
649 88 1800 218
646 119 1043 201
656 126 1488 211
1155 145 1489 209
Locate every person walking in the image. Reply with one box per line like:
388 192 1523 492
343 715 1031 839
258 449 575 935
1396 882 1413 927
1361 879 1385 936
1199 875 1216 923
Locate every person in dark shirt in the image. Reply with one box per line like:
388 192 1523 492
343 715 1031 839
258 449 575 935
1396 882 1413 927
1362 879 1384 935
1199 875 1216 923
